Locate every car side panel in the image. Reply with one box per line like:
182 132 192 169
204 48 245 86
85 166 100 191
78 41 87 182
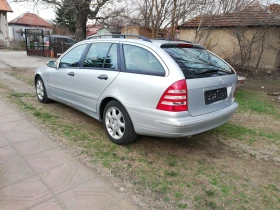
75 70 120 113
97 71 184 129
97 41 185 124
47 68 77 105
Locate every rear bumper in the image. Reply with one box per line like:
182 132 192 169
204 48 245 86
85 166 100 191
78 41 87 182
129 102 238 138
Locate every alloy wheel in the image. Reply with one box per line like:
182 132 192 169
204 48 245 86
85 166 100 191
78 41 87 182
105 107 125 140
36 79 44 100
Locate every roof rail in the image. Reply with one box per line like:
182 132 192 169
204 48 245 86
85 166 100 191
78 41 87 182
86 34 152 42
153 38 192 43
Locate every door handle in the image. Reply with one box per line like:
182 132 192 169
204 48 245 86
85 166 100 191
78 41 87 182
68 72 75 76
98 75 108 80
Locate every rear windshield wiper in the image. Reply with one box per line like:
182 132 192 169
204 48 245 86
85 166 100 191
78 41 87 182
195 69 230 75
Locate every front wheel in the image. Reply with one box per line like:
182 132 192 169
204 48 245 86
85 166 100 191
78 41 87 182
36 77 51 103
103 100 138 145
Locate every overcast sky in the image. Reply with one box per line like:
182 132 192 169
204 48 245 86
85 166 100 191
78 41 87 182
7 0 280 23
7 0 55 22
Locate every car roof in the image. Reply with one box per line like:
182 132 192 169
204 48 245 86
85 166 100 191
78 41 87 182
79 37 205 49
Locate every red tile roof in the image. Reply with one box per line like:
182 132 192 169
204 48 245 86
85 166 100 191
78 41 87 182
86 24 103 37
8 13 52 28
179 3 280 29
0 0 13 12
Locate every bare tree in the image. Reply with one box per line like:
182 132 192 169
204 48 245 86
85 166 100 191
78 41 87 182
13 0 125 41
130 0 199 38
230 27 270 71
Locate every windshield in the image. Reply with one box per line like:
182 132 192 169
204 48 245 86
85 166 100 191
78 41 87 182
163 47 234 79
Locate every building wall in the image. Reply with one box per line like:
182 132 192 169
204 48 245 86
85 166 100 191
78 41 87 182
121 26 140 36
121 26 167 39
180 27 280 70
139 27 153 39
96 28 121 37
8 25 53 42
0 11 10 47
97 28 112 36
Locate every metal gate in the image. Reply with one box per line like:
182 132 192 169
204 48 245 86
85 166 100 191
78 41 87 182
25 29 51 57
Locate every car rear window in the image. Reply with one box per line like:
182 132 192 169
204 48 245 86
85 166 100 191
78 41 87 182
162 47 234 79
43 37 49 42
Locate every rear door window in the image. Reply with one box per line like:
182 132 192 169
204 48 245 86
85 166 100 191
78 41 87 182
163 47 234 79
123 44 165 76
59 44 87 68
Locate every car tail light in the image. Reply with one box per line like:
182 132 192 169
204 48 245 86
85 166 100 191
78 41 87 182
178 43 193 48
156 80 188 112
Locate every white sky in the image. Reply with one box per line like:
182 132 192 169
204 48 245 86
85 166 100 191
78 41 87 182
7 0 55 22
7 0 280 23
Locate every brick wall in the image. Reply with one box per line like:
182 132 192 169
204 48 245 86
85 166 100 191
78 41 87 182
269 4 280 16
139 27 153 39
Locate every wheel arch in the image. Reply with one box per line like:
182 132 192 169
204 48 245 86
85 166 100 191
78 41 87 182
34 74 42 86
99 97 125 121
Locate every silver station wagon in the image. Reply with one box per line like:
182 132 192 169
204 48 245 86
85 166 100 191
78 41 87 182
35 35 238 145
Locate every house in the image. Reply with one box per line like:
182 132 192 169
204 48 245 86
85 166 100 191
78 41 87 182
97 26 121 37
166 26 180 40
86 24 103 37
8 12 53 42
121 25 167 39
0 0 13 47
178 3 280 71
86 24 122 38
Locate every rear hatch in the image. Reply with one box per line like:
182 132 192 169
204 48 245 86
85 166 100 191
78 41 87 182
162 43 237 117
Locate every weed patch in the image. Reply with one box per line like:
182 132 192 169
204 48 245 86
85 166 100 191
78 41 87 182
236 89 280 119
211 123 280 143
10 93 35 97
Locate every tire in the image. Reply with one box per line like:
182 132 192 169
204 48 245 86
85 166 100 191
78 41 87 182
103 100 138 145
35 77 51 103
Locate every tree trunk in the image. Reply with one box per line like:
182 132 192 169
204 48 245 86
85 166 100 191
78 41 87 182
75 1 90 41
75 14 87 41
169 0 177 39
150 0 155 38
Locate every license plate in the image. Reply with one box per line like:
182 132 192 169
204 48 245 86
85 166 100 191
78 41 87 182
204 88 227 105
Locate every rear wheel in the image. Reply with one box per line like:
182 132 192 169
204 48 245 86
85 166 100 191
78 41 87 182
103 100 138 145
36 77 51 103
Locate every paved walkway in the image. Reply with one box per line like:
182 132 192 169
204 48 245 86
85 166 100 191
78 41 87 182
0 97 138 210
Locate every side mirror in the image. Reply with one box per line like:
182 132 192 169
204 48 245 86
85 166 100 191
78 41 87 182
47 61 57 68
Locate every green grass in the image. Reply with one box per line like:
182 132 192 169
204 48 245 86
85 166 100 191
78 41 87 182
270 80 280 84
211 123 280 143
205 189 216 197
10 93 35 97
235 89 280 119
164 170 178 177
177 203 188 209
33 111 57 120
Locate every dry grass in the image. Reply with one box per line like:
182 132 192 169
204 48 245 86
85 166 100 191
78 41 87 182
0 68 280 209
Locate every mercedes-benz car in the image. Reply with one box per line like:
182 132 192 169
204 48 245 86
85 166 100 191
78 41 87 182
34 35 238 145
